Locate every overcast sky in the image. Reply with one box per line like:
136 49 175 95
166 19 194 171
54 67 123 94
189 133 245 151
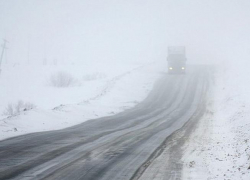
0 0 250 65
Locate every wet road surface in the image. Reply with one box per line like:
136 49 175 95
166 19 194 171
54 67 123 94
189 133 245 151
0 66 209 180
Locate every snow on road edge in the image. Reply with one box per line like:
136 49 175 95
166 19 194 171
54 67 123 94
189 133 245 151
182 64 250 180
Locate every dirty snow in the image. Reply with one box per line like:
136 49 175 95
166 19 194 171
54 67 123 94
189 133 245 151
182 62 250 179
0 62 165 141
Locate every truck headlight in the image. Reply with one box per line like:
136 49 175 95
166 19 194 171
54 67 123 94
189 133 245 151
182 67 185 70
169 67 173 70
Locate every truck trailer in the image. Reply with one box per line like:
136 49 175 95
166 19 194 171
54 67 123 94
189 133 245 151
167 46 186 74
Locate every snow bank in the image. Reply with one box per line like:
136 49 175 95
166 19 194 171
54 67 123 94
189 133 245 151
182 62 250 179
0 62 165 140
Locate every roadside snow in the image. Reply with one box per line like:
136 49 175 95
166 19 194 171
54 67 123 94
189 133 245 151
0 62 165 140
182 62 250 179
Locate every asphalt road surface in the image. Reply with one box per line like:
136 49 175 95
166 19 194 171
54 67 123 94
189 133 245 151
0 66 210 180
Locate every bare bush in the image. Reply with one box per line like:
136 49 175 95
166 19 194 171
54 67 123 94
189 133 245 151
2 100 36 117
15 100 24 114
49 71 77 87
3 104 14 116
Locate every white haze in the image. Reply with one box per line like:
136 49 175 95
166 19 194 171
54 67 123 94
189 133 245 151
0 0 250 65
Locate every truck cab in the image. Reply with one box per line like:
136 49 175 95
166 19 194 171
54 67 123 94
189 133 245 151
167 46 186 74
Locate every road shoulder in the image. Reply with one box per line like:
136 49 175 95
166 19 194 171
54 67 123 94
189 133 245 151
182 65 250 180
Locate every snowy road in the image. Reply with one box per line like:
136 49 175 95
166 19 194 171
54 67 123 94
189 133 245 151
0 66 209 180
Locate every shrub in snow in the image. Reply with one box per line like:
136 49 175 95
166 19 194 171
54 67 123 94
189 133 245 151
15 100 24 114
49 71 77 87
3 104 14 116
83 73 106 81
2 100 36 116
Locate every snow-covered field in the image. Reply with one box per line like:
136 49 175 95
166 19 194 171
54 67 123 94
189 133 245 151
182 62 250 179
0 62 165 140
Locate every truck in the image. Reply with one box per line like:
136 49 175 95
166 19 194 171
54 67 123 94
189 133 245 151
167 46 186 74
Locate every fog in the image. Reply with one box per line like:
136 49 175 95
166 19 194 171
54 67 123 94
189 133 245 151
1 2 250 178
1 0 250 65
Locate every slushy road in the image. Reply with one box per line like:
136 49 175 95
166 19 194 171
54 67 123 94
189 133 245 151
0 66 209 180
